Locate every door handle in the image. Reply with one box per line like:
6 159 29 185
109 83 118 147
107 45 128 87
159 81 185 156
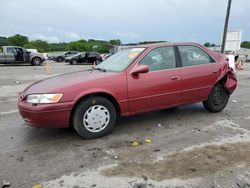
171 76 180 80
213 70 218 74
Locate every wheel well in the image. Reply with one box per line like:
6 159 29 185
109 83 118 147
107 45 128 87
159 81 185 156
217 74 227 86
69 92 121 126
32 56 41 62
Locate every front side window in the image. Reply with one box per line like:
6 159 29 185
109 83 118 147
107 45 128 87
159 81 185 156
96 48 145 72
178 45 213 67
14 48 23 53
139 46 176 71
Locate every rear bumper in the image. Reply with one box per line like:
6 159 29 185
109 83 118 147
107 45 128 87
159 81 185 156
18 100 74 128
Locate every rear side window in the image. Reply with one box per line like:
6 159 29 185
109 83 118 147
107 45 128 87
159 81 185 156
6 47 15 53
178 45 213 67
140 46 176 71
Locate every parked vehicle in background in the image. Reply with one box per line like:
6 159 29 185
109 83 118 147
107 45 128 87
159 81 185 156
65 52 103 65
19 42 237 139
51 51 79 62
101 53 112 60
0 46 45 65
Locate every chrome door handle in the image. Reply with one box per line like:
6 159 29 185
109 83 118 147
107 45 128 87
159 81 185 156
171 76 180 80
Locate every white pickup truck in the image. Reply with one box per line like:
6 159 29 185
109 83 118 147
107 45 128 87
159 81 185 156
0 46 45 65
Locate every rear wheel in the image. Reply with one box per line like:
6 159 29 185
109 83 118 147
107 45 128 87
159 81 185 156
70 59 77 65
31 57 42 66
203 83 229 113
73 96 117 139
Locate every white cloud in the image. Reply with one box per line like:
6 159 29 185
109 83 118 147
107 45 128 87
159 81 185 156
66 32 80 40
116 32 140 38
31 34 60 43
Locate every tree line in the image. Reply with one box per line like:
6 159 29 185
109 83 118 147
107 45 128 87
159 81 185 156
0 34 122 53
1 34 250 53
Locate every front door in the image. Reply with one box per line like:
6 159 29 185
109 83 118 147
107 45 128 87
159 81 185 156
127 46 182 114
14 47 24 62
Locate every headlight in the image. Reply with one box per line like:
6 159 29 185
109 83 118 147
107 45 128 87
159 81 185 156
26 93 63 104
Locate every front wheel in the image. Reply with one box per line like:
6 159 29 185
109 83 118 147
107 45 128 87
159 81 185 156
73 96 117 139
203 83 229 113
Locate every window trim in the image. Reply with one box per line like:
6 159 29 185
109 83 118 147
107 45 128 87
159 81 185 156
138 46 177 72
176 45 216 68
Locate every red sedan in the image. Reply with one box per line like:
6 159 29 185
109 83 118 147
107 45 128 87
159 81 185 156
18 42 237 139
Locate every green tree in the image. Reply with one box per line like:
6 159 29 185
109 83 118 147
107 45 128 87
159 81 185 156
24 40 49 52
204 42 216 47
7 34 28 47
0 36 8 46
241 41 250 49
109 39 121 45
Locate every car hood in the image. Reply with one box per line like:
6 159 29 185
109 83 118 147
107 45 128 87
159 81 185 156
23 70 119 96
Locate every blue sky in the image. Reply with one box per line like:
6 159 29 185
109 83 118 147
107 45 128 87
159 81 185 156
0 0 249 44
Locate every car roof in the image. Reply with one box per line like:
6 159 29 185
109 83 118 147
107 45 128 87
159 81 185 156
136 42 203 49
3 46 24 48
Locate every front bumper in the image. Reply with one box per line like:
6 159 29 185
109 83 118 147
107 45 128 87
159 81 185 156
18 99 74 128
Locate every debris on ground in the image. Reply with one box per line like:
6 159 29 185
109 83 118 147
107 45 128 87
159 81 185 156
2 180 10 188
87 147 101 151
16 156 24 162
192 128 201 132
127 141 143 146
114 156 118 159
32 183 42 188
232 100 238 103
14 81 21 84
154 149 161 152
144 139 152 143
156 123 161 128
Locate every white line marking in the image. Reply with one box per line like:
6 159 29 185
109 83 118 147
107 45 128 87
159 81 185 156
0 110 19 115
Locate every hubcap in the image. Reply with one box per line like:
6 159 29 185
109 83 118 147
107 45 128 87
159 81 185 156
34 58 40 65
83 105 110 132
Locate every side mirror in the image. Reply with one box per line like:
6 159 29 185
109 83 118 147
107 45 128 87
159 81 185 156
130 64 149 76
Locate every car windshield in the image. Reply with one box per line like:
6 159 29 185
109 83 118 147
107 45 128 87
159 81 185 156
96 48 145 72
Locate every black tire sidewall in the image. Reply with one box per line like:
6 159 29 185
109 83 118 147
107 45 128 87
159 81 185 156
57 57 63 62
70 59 77 65
73 97 116 139
203 84 229 113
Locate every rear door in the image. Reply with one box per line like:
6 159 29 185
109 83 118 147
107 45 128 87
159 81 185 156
5 47 15 62
127 46 182 114
177 45 219 103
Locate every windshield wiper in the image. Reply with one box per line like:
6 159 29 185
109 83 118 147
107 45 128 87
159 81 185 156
92 67 107 72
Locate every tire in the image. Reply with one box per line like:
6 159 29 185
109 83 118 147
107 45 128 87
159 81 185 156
203 83 229 113
57 57 64 62
70 59 77 65
73 96 117 139
31 57 42 66
95 60 101 65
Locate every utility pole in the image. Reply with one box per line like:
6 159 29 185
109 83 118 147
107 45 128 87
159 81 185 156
221 0 232 53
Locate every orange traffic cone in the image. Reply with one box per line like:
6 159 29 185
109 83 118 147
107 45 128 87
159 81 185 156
46 61 51 75
237 60 243 70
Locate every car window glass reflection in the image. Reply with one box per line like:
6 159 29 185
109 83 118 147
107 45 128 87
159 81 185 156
140 47 176 71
